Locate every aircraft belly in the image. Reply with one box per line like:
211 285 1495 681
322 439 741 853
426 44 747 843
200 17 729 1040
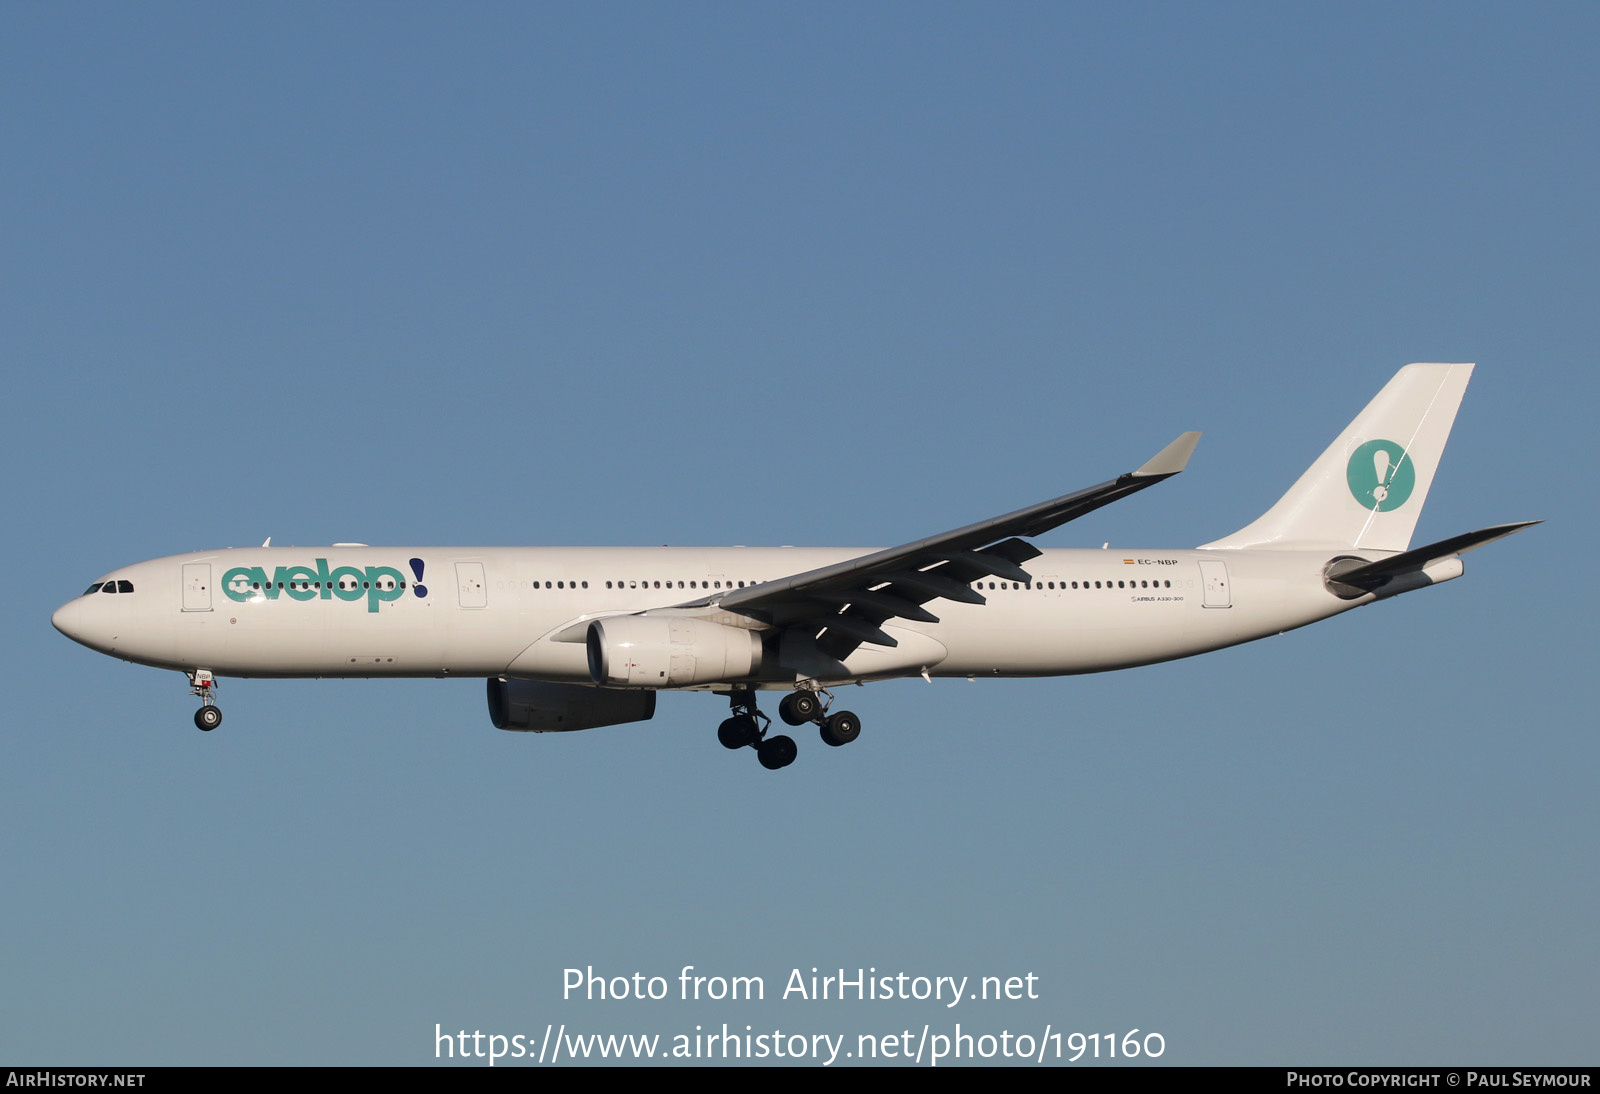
936 617 1200 675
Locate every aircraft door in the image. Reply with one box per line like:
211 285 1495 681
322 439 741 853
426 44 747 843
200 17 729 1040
182 563 212 611
1198 559 1231 608
456 562 488 608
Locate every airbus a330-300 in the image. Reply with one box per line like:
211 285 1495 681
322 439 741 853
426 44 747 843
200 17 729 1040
54 363 1535 770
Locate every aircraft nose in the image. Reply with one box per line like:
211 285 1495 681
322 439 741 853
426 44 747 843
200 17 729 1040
53 598 84 640
52 596 109 652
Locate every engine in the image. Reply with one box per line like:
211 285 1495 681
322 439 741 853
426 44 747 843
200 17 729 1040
586 616 762 688
487 678 657 732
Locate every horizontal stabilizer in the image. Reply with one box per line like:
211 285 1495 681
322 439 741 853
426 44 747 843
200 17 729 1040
1325 521 1539 598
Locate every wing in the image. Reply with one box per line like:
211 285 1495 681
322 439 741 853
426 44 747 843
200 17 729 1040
693 432 1201 677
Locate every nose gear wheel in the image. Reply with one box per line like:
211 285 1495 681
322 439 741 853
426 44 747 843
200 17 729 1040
187 670 222 732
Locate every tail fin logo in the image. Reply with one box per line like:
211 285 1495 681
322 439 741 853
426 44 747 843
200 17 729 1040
1346 439 1415 511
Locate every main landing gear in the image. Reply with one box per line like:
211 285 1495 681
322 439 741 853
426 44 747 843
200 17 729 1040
780 688 861 748
718 687 863 769
188 670 222 731
718 689 791 769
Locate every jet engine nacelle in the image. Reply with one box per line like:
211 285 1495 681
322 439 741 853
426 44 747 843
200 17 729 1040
587 615 762 688
487 678 657 732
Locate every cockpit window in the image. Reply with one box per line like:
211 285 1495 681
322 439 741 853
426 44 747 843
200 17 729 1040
86 580 134 594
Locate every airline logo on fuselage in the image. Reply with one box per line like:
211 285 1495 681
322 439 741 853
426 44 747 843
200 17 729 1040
1346 439 1415 512
222 559 415 613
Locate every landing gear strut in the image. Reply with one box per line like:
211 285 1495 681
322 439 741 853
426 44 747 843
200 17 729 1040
188 670 221 732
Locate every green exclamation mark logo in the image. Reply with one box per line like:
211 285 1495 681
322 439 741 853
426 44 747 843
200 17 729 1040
1346 439 1415 511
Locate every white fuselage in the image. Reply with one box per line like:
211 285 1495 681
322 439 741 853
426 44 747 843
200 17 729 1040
53 544 1368 688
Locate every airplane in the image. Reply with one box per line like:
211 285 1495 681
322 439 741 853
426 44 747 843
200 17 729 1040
52 363 1535 771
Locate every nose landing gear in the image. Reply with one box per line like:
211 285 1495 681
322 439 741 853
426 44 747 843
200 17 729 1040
188 670 222 731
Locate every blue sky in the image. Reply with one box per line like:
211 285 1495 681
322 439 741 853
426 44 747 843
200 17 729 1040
3 3 1594 1065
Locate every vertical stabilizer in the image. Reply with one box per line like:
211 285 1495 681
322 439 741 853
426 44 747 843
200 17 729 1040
1200 363 1473 553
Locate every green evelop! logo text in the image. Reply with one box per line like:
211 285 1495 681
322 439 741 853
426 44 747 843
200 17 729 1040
1346 439 1414 512
222 559 409 613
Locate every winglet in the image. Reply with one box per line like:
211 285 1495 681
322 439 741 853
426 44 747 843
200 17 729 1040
1132 431 1202 478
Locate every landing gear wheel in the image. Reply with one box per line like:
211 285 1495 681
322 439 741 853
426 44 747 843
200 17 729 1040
194 706 222 732
819 710 860 747
778 691 821 726
757 734 798 770
717 714 759 750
